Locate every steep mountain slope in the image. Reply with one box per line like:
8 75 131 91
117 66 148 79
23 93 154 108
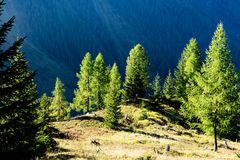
3 0 240 98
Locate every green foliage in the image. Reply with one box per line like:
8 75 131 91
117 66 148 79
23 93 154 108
50 78 70 121
136 153 155 160
72 52 93 112
124 44 149 101
236 153 240 159
104 63 122 129
152 73 161 100
140 101 147 108
175 39 202 125
174 38 201 102
36 93 57 154
105 64 112 84
163 70 175 99
0 2 54 158
186 23 240 142
91 53 108 110
138 109 148 120
38 93 52 120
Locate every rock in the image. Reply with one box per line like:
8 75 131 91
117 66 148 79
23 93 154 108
165 144 170 152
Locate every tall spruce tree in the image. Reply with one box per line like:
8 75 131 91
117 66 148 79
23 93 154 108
187 23 240 151
174 38 201 101
124 44 149 101
91 53 107 110
0 1 54 158
49 78 69 121
163 70 175 100
72 52 93 112
152 73 161 100
104 63 122 129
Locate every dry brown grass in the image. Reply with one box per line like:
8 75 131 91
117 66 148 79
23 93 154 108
48 105 240 160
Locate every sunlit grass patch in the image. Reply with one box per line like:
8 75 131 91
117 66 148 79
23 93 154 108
49 105 240 160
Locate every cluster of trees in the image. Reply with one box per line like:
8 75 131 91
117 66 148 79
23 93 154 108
167 24 240 151
45 44 150 130
1 0 239 157
32 23 240 153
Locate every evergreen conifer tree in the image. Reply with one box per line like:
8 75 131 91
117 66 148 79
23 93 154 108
91 53 107 109
49 78 69 121
104 63 122 129
39 93 51 118
163 70 175 99
105 64 112 85
36 93 57 154
174 38 201 101
152 73 161 100
0 1 55 158
187 23 240 151
72 52 93 112
124 44 149 101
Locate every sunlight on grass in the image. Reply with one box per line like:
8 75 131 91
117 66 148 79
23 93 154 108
49 105 240 160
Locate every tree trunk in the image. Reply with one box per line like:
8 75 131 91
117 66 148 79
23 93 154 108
87 97 90 113
213 121 218 151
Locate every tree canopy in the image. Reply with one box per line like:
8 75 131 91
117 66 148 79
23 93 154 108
124 44 149 101
186 23 240 151
72 52 93 112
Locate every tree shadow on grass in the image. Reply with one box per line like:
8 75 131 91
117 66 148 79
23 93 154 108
148 117 168 126
72 115 104 122
53 147 71 152
48 153 96 160
136 98 189 129
48 154 78 160
157 105 189 129
135 130 177 141
118 124 177 141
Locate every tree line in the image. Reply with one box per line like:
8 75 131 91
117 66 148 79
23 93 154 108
0 0 239 159
45 23 240 151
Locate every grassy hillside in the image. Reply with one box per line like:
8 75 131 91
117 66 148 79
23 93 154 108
48 105 240 159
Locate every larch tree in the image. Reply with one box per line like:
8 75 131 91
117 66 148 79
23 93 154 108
174 39 202 125
152 73 161 100
49 78 69 121
124 44 149 101
163 70 175 100
187 23 240 151
72 52 93 112
104 63 122 129
91 53 107 110
174 38 201 102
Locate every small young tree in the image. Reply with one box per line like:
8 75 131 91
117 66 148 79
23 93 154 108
50 78 69 121
163 70 175 99
72 52 93 112
91 53 107 110
187 23 240 151
104 63 122 129
152 73 161 100
124 44 149 101
39 93 51 119
36 93 57 154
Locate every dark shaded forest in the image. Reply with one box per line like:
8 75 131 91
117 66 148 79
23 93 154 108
3 0 240 98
